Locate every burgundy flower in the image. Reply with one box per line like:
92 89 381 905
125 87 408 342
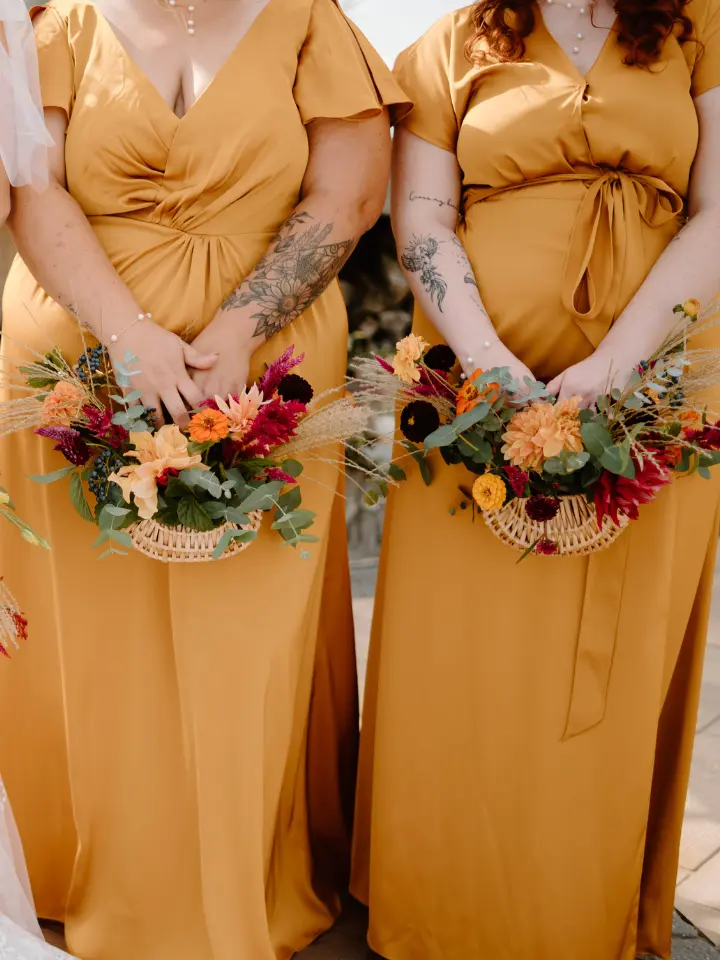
277 374 314 405
264 467 298 484
241 398 304 454
594 451 672 527
36 426 90 466
83 405 128 448
258 346 305 399
525 496 560 523
503 465 530 497
156 468 179 487
685 423 720 451
535 539 558 556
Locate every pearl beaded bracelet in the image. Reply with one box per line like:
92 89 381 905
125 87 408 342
108 312 152 345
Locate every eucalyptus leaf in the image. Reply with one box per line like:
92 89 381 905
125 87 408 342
387 463 406 482
211 528 257 560
224 506 250 524
453 403 490 434
423 424 457 451
281 459 304 478
28 465 76 485
69 473 94 523
278 486 302 511
401 441 432 486
103 505 131 518
580 421 614 457
107 528 133 548
203 501 229 521
126 405 145 418
237 480 285 513
180 468 222 499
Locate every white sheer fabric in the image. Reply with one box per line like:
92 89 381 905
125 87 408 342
0 781 73 958
0 0 52 189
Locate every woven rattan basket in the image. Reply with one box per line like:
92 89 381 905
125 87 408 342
484 494 628 556
128 511 263 563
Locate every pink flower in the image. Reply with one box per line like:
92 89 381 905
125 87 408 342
36 426 90 466
535 539 558 556
264 467 298 484
594 452 672 527
83 405 128 448
503 465 530 496
258 346 305 398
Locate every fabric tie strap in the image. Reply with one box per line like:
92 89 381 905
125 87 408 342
462 170 684 346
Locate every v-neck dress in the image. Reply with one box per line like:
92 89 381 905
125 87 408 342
0 2 409 958
351 4 720 960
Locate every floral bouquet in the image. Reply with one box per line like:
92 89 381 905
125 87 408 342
355 299 720 558
1 344 377 563
0 486 48 656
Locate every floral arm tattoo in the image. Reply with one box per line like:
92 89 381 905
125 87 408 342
221 211 354 340
400 232 481 313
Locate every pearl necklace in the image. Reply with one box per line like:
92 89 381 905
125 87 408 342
545 0 594 57
157 0 198 36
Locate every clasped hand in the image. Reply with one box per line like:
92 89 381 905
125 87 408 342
109 313 255 427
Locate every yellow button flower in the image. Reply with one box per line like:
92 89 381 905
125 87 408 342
472 474 507 512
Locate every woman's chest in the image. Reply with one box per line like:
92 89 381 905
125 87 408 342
457 44 699 191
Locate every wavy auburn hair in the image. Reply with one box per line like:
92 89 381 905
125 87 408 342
465 0 694 67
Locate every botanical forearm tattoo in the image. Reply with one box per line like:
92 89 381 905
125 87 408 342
221 211 354 340
401 235 448 311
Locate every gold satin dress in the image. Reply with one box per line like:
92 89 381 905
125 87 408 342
0 2 408 958
351 4 720 959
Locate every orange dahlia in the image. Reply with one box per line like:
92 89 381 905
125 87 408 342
40 381 86 427
502 398 583 471
188 408 231 444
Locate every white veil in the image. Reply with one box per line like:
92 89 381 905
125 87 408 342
0 0 52 190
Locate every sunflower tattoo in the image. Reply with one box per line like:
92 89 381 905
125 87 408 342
221 212 354 340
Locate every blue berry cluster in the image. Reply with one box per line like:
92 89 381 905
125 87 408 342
75 345 107 384
88 448 127 504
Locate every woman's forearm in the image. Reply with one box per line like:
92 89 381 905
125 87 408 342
218 192 366 345
9 181 141 340
393 218 499 370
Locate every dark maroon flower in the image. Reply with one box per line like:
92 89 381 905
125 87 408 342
503 465 530 497
36 426 90 466
525 495 560 523
258 346 305 399
423 344 456 372
535 539 558 556
400 400 440 443
594 451 672 527
277 374 314 405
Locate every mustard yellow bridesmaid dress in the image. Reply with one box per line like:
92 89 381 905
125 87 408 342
0 3 408 958
351 4 720 959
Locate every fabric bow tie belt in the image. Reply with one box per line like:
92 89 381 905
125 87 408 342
463 169 684 348
463 169 685 740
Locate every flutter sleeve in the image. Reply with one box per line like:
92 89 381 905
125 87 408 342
691 0 720 96
393 14 459 153
29 5 74 117
294 0 412 125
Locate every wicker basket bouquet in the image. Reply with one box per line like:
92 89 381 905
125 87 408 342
355 298 720 558
1 344 377 563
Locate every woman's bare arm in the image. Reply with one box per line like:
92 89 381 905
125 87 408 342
190 111 392 398
549 86 720 403
8 108 214 424
390 128 534 386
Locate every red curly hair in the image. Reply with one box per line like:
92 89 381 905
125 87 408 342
465 0 694 66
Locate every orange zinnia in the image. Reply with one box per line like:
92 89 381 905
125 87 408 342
456 370 500 415
188 408 231 443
